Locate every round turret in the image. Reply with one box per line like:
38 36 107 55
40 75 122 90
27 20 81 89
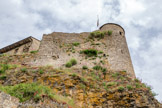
100 23 125 36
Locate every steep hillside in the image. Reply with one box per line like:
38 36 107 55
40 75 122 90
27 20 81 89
0 54 161 108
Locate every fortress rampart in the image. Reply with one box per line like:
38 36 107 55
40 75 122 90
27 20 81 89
36 23 135 78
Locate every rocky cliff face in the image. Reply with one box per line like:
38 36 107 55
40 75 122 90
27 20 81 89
0 53 161 108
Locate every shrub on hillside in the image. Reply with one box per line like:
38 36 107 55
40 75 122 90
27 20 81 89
65 58 77 68
82 66 88 70
80 49 98 57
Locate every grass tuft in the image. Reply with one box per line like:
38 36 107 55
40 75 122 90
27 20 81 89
82 66 88 70
65 58 77 68
108 31 113 36
81 49 98 57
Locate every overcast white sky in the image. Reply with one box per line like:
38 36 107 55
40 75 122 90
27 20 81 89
0 0 162 102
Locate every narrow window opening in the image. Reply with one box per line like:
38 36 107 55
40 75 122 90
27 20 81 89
119 31 122 35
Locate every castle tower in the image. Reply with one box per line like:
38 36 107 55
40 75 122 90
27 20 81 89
99 23 135 77
36 23 135 78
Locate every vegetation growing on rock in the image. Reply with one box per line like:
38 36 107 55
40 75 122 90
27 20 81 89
89 31 105 39
108 30 113 36
65 58 77 68
0 83 54 102
0 38 161 108
80 49 98 57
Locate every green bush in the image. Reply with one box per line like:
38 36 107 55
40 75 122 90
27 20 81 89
93 65 102 70
21 68 27 72
108 31 112 36
71 73 77 77
39 69 44 74
65 58 77 68
30 50 38 54
127 85 133 90
82 66 88 70
81 49 98 57
134 78 140 82
135 83 141 88
98 51 103 54
0 83 54 102
118 86 125 92
72 42 80 46
0 64 10 74
102 68 107 73
65 62 72 68
70 59 77 65
90 31 105 39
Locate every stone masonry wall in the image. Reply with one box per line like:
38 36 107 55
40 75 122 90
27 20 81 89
5 38 40 55
100 24 135 77
35 23 135 78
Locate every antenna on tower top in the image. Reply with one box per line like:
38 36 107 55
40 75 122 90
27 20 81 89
97 15 99 28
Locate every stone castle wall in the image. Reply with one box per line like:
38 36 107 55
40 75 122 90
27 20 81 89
4 38 40 55
36 23 135 78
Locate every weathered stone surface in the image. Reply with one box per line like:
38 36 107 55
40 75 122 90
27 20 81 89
0 36 40 55
32 23 135 78
0 91 19 108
